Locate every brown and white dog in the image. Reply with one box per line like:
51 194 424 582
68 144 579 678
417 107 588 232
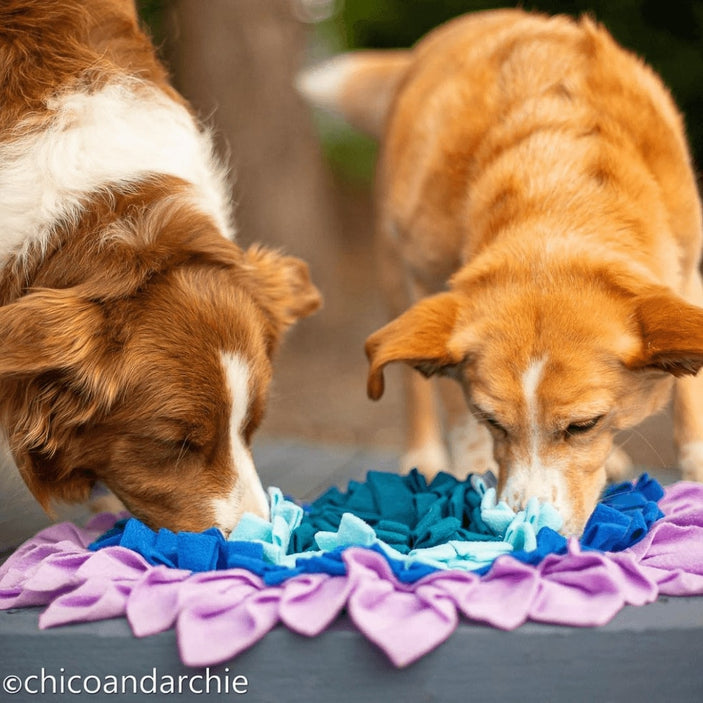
300 9 703 534
0 0 321 548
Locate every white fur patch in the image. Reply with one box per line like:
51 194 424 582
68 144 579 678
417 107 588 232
296 55 354 117
501 463 570 526
0 79 234 264
522 357 547 462
213 354 269 534
500 355 572 527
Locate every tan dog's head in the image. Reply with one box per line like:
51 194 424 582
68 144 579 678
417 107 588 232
0 200 320 536
366 267 703 534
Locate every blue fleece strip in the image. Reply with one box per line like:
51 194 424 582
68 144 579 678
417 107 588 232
89 471 663 585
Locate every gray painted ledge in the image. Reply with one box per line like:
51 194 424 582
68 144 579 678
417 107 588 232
2 598 703 703
0 439 701 702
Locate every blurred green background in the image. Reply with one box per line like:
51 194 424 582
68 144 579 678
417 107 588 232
139 1 703 180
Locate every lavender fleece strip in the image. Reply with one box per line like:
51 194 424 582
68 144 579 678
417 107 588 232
2 482 703 667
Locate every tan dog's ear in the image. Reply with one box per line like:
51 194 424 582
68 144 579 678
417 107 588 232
365 292 465 400
629 290 703 376
238 245 322 345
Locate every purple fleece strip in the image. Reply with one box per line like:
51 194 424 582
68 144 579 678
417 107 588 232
2 483 703 668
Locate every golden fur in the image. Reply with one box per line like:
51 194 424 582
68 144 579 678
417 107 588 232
302 9 703 533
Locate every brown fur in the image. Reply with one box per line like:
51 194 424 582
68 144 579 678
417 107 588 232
0 0 181 133
0 0 321 532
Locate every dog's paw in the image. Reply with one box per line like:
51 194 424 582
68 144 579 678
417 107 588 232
605 445 633 482
401 441 451 482
678 441 703 482
447 415 498 479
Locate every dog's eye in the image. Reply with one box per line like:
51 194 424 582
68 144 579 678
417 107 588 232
483 414 508 436
565 416 603 437
486 416 504 431
472 405 508 436
160 436 200 456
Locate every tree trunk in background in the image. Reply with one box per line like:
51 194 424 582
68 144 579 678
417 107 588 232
161 0 406 450
164 0 340 295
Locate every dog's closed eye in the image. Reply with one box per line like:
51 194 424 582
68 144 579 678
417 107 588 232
564 416 603 438
484 415 508 436
473 406 508 436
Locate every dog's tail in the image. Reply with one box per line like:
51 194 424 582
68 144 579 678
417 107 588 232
296 50 413 139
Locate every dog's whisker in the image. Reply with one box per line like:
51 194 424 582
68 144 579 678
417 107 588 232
175 439 189 468
614 432 635 453
623 428 668 470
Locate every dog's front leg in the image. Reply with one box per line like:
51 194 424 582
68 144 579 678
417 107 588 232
399 372 451 479
673 375 703 482
398 278 451 479
437 377 498 479
674 271 703 482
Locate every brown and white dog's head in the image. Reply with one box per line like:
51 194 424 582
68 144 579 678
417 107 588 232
0 191 320 535
0 0 321 536
365 264 703 534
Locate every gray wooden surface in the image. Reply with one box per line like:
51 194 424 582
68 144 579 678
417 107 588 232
2 597 702 702
253 438 400 500
0 439 701 703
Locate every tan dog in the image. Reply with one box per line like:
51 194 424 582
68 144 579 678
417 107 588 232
300 9 703 534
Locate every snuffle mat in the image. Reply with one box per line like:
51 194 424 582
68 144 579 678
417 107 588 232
2 468 703 667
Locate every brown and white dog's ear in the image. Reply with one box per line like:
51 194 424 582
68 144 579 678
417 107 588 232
0 288 120 449
0 290 111 512
11 445 95 516
365 292 465 400
629 290 703 376
238 245 322 345
0 289 103 376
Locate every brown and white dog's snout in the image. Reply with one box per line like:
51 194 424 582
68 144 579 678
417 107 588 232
211 352 271 536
